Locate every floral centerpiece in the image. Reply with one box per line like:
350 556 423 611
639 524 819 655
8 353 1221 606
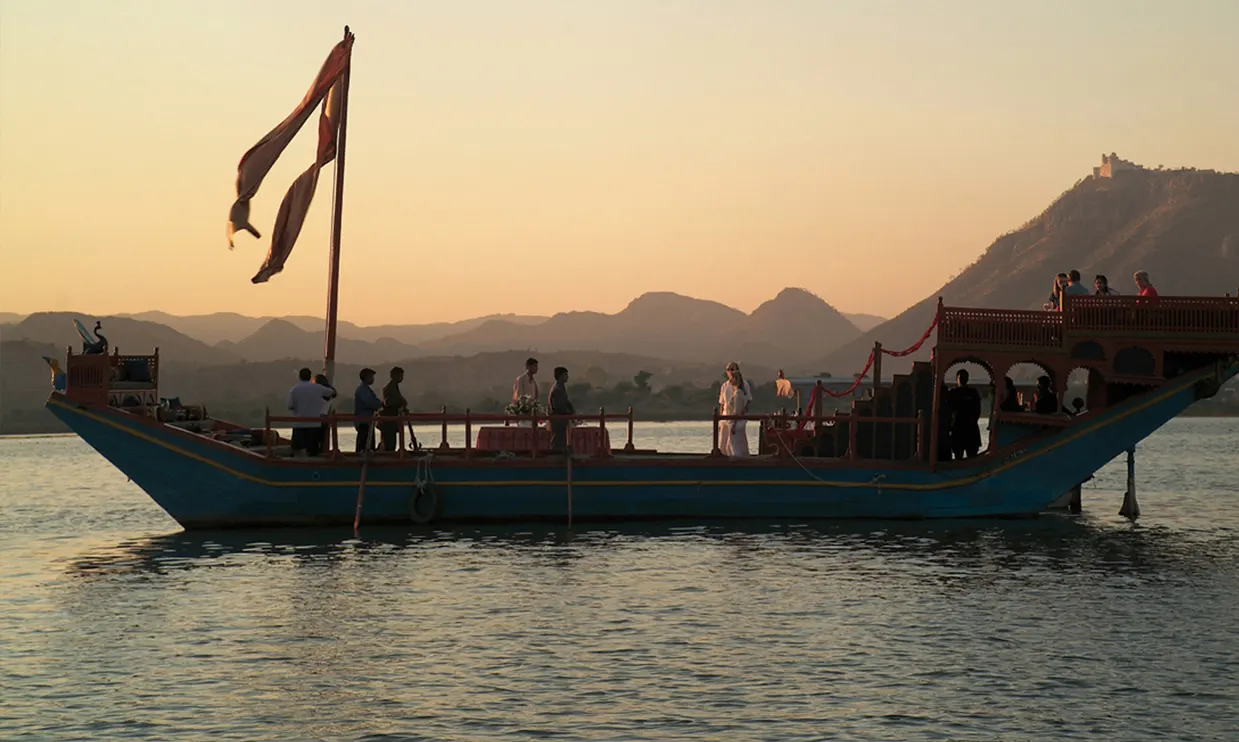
505 394 543 417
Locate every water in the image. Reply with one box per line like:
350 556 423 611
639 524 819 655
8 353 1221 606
3 420 1239 740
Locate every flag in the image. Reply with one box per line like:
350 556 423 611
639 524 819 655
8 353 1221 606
227 32 354 284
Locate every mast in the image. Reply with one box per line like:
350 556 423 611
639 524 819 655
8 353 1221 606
323 25 353 382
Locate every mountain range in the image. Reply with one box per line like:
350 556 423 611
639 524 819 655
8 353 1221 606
7 156 1239 433
0 288 869 368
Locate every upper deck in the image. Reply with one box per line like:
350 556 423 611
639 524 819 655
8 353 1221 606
937 295 1239 354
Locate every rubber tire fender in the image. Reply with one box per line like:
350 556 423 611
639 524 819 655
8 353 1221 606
410 482 441 524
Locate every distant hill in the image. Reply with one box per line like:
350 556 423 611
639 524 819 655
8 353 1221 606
121 310 548 346
0 312 25 325
6 312 239 365
421 289 861 368
842 312 886 332
216 319 421 364
816 161 1239 375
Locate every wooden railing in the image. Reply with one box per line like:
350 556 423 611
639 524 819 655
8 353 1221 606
716 410 924 462
63 347 161 406
939 295 1239 350
1064 295 1239 335
263 408 637 460
939 307 1063 349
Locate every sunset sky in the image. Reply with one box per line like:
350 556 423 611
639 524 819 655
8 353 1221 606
2 0 1238 326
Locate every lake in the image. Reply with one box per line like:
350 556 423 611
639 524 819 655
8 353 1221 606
2 420 1238 740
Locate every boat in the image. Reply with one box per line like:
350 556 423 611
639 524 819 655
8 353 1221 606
45 29 1239 530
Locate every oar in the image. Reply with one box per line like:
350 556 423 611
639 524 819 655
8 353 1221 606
566 447 573 528
353 415 377 537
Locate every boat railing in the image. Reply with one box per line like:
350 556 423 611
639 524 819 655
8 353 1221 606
1063 295 1239 336
63 347 160 406
715 410 925 461
938 307 1063 349
262 408 637 459
939 295 1239 350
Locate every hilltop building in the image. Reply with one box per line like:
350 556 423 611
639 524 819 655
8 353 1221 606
1093 152 1142 179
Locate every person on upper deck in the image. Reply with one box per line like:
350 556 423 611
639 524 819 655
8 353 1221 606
1044 273 1068 311
1062 270 1090 301
718 362 753 457
287 368 335 457
1034 375 1059 415
547 366 575 453
1133 270 1159 298
379 367 407 452
1094 274 1120 296
999 377 1023 413
945 369 982 459
513 357 540 427
354 367 382 453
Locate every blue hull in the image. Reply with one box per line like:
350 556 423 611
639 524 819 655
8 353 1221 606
46 365 1232 529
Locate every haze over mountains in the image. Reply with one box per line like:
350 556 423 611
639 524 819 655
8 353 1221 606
1 288 867 368
5 155 1239 433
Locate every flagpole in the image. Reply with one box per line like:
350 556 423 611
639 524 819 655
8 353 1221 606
323 25 353 382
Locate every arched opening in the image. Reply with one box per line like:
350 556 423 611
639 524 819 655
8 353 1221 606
1064 367 1095 416
941 360 992 461
1001 360 1057 414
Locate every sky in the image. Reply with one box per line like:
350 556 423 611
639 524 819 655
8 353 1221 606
2 0 1239 326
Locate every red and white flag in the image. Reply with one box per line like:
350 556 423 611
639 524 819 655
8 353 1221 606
227 33 354 283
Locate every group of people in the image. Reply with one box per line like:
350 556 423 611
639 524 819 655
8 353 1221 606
285 366 410 456
938 369 1073 462
1043 270 1158 311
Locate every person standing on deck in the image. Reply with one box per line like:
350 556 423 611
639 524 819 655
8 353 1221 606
513 358 540 427
379 367 407 452
1062 270 1090 302
1134 270 1159 298
945 369 982 459
718 362 753 457
353 367 382 453
547 366 575 453
1043 273 1068 311
287 368 335 457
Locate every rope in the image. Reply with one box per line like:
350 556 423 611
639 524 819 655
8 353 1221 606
817 312 940 399
783 447 889 494
413 452 435 492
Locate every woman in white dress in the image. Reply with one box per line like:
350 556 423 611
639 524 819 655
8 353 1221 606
718 362 753 457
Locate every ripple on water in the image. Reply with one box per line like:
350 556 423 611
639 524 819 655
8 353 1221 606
2 423 1239 740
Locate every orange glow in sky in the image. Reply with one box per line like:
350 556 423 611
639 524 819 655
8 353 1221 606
2 0 1238 325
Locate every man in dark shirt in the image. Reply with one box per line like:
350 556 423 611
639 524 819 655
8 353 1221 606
354 367 382 453
945 369 983 459
379 367 407 452
547 366 575 453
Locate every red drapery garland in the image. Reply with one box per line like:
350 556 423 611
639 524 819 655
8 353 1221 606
810 313 940 401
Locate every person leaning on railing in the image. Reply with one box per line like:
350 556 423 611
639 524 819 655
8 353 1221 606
354 367 382 453
1133 270 1159 298
379 367 407 452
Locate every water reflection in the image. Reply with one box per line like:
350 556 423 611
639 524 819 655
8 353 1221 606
64 516 1239 583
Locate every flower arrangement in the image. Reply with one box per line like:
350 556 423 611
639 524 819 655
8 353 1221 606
505 394 543 417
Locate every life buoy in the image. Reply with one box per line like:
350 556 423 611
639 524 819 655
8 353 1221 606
410 482 440 524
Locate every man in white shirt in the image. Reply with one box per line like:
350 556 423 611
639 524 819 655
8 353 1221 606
513 357 540 427
718 362 753 457
287 367 335 457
